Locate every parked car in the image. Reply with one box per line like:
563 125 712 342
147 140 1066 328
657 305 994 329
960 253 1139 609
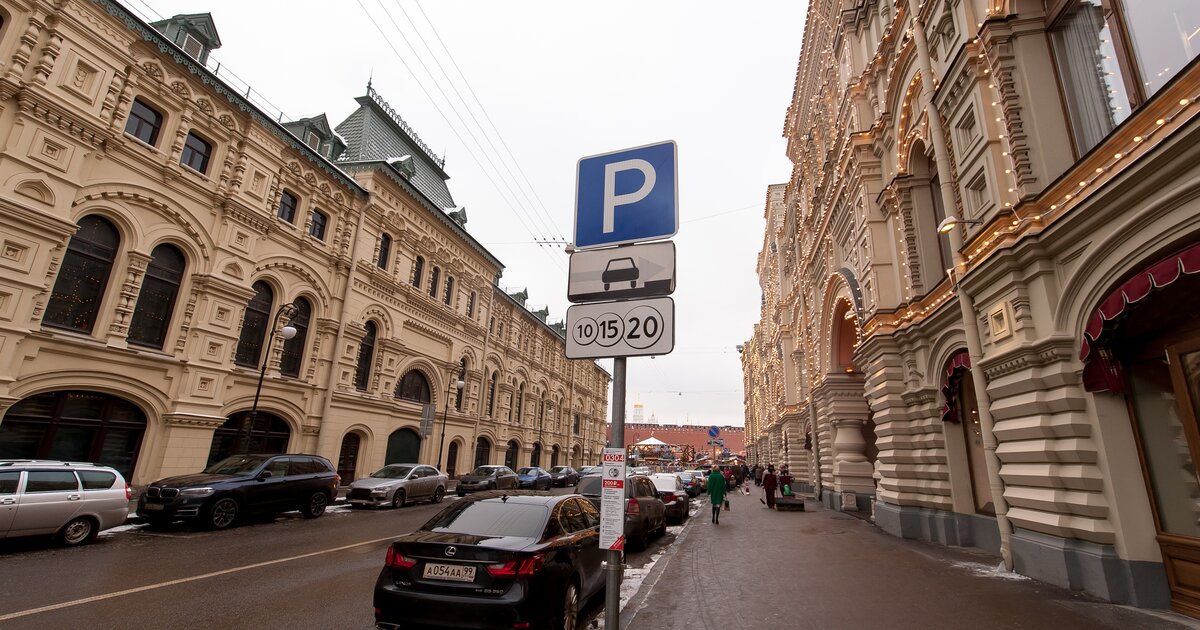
577 473 666 551
691 469 710 490
549 466 579 487
0 460 130 546
649 473 690 525
374 492 606 630
456 465 519 496
347 464 447 508
516 467 552 490
137 453 338 530
630 466 652 476
676 471 701 497
577 466 601 476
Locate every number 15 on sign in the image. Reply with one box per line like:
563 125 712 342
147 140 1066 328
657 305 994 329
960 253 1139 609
565 297 674 359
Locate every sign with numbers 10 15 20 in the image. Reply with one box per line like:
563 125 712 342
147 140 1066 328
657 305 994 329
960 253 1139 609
565 297 674 359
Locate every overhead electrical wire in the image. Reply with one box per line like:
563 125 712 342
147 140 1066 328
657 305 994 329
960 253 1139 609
354 0 567 274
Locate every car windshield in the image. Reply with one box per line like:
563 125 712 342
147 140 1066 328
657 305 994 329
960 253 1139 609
370 466 413 479
650 475 678 492
517 468 537 475
425 501 549 538
469 467 499 476
679 472 694 481
203 455 269 475
550 467 569 473
577 476 602 495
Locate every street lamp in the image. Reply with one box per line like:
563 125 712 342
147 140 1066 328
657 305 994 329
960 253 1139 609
437 374 465 471
244 303 298 454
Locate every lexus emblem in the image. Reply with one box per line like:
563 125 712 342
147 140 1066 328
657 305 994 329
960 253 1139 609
445 546 457 557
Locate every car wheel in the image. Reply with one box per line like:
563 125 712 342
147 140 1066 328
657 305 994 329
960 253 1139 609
654 518 667 537
205 497 239 530
391 489 407 509
562 579 580 630
431 486 444 504
457 490 466 497
488 482 497 491
301 492 329 518
58 517 97 546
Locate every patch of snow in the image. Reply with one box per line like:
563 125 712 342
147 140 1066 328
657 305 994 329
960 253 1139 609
324 504 356 514
952 561 1030 581
98 523 147 537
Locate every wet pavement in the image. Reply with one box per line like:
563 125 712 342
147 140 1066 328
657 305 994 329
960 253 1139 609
618 487 1200 630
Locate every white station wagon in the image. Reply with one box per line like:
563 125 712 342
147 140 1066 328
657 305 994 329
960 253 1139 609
0 460 130 546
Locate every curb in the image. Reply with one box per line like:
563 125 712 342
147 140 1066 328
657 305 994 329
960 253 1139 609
618 506 700 627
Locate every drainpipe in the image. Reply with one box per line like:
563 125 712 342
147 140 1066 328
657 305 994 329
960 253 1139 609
316 199 369 462
907 0 1014 571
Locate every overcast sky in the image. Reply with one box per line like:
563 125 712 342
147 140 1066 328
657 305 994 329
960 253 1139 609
141 0 807 426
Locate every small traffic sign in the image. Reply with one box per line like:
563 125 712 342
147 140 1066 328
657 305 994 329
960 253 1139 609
574 141 678 250
565 297 674 359
708 426 720 439
567 241 675 303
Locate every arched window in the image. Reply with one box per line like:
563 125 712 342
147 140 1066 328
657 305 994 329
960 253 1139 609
444 276 454 306
515 383 525 424
128 243 186 349
208 411 290 465
234 281 274 368
277 190 298 223
467 292 476 318
455 358 467 411
505 440 520 469
280 297 311 378
429 267 440 298
412 256 424 288
486 371 497 417
354 321 377 391
446 441 460 477
377 234 391 270
396 370 432 403
474 437 492 469
44 215 120 334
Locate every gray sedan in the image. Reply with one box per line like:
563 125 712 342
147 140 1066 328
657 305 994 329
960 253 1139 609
346 464 447 508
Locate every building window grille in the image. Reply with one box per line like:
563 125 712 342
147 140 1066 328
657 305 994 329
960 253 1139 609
128 243 186 349
43 216 120 334
180 132 212 174
124 99 163 146
234 281 273 368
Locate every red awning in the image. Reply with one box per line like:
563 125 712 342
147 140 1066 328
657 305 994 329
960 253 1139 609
940 350 971 423
1080 242 1200 392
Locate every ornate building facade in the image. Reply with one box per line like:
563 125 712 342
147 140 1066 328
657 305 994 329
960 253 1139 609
744 0 1200 616
0 1 608 487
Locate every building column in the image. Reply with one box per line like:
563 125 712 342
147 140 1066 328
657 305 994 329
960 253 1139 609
831 418 875 497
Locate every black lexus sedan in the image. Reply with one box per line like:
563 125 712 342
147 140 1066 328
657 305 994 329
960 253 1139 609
374 492 606 630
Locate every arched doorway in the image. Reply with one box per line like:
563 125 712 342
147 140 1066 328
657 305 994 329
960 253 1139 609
530 443 542 467
385 428 421 464
446 441 461 477
505 440 520 469
337 433 361 484
209 411 291 465
941 352 994 515
474 436 492 469
571 445 582 468
551 445 561 468
0 390 146 479
1085 243 1200 615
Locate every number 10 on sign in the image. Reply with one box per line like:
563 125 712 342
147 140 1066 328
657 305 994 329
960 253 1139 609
565 297 674 359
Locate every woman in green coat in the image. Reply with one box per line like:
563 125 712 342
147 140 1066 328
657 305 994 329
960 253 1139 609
706 465 727 524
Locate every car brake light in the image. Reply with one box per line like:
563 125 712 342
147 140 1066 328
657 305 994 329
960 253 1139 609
486 554 545 577
334 474 341 487
125 484 132 501
385 547 417 569
625 498 640 515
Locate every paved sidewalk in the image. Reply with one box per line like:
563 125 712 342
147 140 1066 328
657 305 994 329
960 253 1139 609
619 487 1199 630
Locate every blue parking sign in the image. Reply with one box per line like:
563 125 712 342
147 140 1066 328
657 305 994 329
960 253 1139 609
574 141 678 250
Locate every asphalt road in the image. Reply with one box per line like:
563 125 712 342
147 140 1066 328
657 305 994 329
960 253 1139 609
0 486 688 630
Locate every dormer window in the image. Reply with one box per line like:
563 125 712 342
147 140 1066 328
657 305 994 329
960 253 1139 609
306 131 320 150
182 33 204 60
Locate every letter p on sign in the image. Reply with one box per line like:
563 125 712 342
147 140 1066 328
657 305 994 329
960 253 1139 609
574 141 677 250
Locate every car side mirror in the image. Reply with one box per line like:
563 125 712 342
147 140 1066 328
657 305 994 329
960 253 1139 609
257 470 273 480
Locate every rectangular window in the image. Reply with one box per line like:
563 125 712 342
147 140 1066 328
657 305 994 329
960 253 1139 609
309 210 327 241
444 277 454 306
467 292 476 318
181 33 204 60
1121 3 1200 97
180 132 212 174
278 191 298 224
1050 1 1132 154
125 99 163 146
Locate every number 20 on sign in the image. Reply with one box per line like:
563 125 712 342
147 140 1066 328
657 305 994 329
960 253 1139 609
565 297 674 359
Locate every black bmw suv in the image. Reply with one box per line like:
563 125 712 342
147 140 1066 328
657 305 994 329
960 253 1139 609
138 454 339 529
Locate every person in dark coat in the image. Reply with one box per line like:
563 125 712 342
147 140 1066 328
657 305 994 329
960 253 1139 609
753 464 764 486
740 463 751 485
707 465 727 524
779 465 794 497
761 464 778 509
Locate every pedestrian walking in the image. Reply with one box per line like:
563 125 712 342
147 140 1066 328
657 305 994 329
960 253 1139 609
761 464 778 509
753 464 763 487
779 465 794 497
740 462 751 485
722 466 733 490
707 465 727 524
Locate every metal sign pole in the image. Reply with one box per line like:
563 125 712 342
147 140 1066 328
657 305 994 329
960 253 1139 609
605 356 626 629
